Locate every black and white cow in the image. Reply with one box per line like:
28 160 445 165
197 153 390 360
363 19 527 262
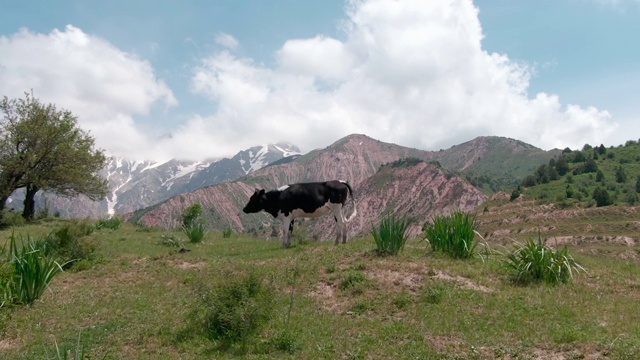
242 180 357 247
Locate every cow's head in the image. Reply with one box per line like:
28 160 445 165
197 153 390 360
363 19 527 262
242 189 266 214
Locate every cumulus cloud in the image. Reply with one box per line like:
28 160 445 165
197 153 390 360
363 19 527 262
184 0 617 156
0 1 621 161
0 25 176 159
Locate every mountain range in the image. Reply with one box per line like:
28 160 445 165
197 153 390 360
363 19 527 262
129 134 558 240
7 143 300 219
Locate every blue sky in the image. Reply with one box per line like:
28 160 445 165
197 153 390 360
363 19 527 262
1 0 638 160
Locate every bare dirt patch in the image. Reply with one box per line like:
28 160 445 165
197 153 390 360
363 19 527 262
166 260 207 270
308 281 350 314
547 235 636 247
365 269 423 293
0 338 19 350
432 271 493 293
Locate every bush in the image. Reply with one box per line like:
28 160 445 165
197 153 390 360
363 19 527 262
182 203 203 228
503 236 585 285
371 215 410 256
423 210 478 259
592 187 613 207
201 272 274 347
96 216 123 230
45 225 97 269
1 209 26 227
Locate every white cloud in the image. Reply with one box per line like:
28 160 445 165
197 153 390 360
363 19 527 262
185 0 617 155
215 33 239 50
0 25 176 159
0 1 621 161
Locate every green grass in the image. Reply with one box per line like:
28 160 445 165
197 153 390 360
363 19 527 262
0 220 638 359
503 235 586 285
182 222 208 243
371 215 410 256
423 210 478 259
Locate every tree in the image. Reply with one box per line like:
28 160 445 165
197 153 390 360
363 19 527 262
555 158 570 176
615 165 627 183
583 158 598 173
636 176 640 194
592 187 612 207
0 93 107 221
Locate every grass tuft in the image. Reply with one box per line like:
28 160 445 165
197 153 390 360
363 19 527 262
2 232 64 306
503 236 586 285
371 215 410 256
423 210 478 259
183 222 207 243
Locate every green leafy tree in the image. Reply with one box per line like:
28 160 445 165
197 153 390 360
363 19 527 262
592 187 612 207
583 158 598 173
615 166 627 183
636 176 640 193
0 93 107 221
555 158 570 176
595 170 605 183
597 144 606 155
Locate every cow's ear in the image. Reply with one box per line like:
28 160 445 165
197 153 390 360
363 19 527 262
258 189 265 195
254 188 260 194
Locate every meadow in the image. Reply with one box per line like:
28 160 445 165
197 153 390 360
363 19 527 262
0 218 639 359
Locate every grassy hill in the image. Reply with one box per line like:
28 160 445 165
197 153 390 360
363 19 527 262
514 140 640 207
1 219 639 359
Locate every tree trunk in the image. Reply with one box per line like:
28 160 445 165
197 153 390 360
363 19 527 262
0 195 9 227
22 184 39 221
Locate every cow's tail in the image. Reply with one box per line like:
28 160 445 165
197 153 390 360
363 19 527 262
340 180 358 222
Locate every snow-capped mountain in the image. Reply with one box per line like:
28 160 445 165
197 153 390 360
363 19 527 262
10 143 300 219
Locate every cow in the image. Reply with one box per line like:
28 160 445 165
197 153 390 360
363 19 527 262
242 180 357 248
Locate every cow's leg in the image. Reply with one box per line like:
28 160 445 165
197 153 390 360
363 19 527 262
331 205 346 245
342 222 347 244
282 217 293 248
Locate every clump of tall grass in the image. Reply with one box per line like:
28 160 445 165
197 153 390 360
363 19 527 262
503 236 585 285
1 232 65 306
96 216 123 230
183 222 207 243
199 272 274 348
371 215 410 256
423 210 478 259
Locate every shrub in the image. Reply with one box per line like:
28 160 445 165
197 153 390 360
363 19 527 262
183 222 207 243
371 215 410 256
45 225 97 269
503 236 585 285
201 272 274 346
182 203 203 228
423 210 478 259
1 209 26 227
592 187 613 207
96 216 123 230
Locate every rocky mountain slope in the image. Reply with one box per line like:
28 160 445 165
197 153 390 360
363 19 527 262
306 159 486 239
131 135 488 240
